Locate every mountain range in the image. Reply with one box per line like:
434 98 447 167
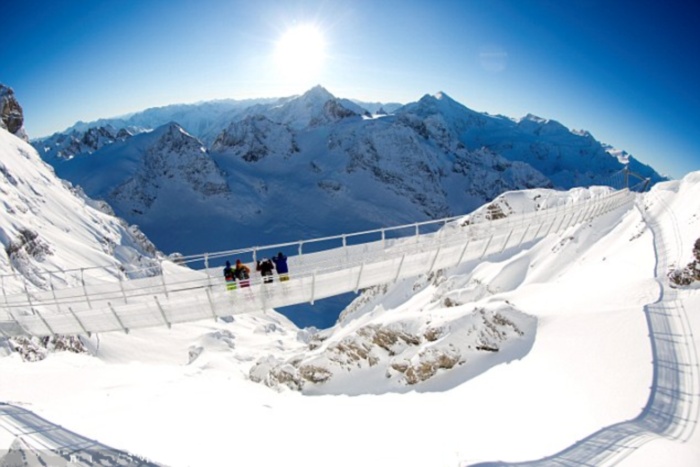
33 85 665 259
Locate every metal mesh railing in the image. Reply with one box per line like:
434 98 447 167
0 189 636 337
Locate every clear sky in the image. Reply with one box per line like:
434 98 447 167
2 0 698 179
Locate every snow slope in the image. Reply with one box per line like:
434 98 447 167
0 128 162 293
2 149 698 465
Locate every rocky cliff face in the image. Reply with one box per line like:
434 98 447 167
108 123 231 215
211 115 300 162
0 84 28 141
38 125 137 161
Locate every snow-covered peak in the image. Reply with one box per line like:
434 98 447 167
433 90 452 101
517 113 569 135
300 84 336 103
148 121 206 154
603 143 630 164
519 113 547 124
265 86 363 129
407 91 477 117
395 91 495 137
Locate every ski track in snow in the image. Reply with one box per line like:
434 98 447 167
0 402 158 466
470 190 700 466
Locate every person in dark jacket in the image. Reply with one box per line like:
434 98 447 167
223 260 236 290
257 258 275 283
272 252 289 281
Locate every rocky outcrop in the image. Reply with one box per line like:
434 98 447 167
669 237 700 287
211 115 299 161
249 304 530 393
40 125 136 161
0 84 28 140
7 335 88 362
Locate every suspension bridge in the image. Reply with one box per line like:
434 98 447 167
0 186 637 338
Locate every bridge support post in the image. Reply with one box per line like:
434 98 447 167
354 263 365 293
553 212 567 233
480 235 493 259
500 228 514 253
591 199 604 220
571 201 588 227
68 306 90 336
310 271 317 305
394 254 406 283
563 210 578 231
80 269 93 310
517 224 531 248
429 247 441 273
108 302 129 334
154 296 171 329
456 239 470 266
33 308 55 337
545 211 559 236
532 219 545 242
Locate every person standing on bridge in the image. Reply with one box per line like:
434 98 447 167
257 258 275 284
272 252 289 281
234 259 251 287
223 261 236 291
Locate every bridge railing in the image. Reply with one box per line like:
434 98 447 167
0 188 636 337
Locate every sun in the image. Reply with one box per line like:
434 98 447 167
273 24 327 83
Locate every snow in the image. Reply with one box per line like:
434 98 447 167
2 126 699 465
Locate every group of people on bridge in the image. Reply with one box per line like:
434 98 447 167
222 252 289 290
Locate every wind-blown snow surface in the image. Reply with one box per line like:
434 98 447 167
2 152 699 464
0 129 161 291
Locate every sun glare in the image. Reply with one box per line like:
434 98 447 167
273 24 327 83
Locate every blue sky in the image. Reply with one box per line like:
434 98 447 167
2 0 698 179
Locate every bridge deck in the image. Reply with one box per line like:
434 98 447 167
0 189 636 337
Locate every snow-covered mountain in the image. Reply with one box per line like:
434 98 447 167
34 86 664 263
0 128 163 288
49 97 283 145
38 124 140 162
